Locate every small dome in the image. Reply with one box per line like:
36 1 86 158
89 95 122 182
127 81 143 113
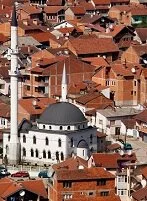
77 140 88 148
38 102 87 125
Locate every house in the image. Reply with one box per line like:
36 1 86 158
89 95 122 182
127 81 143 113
134 109 147 142
131 186 147 201
23 55 96 98
92 62 143 106
0 99 10 129
18 4 43 21
43 6 65 23
64 36 119 61
48 165 116 201
108 5 132 25
0 177 48 201
18 97 56 123
65 6 86 21
91 0 111 16
135 28 147 44
120 119 139 138
121 44 147 65
95 107 140 135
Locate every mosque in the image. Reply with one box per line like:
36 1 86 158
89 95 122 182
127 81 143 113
3 6 98 166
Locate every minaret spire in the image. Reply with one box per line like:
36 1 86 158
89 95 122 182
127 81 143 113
61 62 67 102
8 5 20 165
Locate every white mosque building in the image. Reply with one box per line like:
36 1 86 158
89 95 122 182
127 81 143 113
3 6 99 165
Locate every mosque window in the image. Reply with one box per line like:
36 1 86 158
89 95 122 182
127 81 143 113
49 126 52 130
45 137 49 145
67 126 70 130
61 152 64 161
43 150 46 158
22 147 26 157
43 125 45 129
71 138 74 147
58 138 62 147
23 135 26 143
31 149 34 157
8 135 10 141
35 149 39 158
33 136 36 144
60 126 63 130
48 151 51 159
56 151 59 161
90 134 93 144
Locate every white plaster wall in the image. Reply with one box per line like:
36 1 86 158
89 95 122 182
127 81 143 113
101 87 110 99
54 21 73 29
0 117 10 129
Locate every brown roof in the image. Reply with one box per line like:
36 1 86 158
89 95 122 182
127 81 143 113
70 6 86 15
68 37 119 55
92 153 137 169
79 2 95 11
97 131 107 138
0 102 10 118
44 6 64 13
93 0 110 5
65 196 121 201
46 0 63 6
131 186 147 201
131 7 147 16
132 44 147 57
110 5 131 12
0 67 9 79
31 32 56 42
18 97 56 115
107 143 121 151
121 119 136 129
135 109 147 123
56 167 115 181
141 166 147 179
82 57 109 67
53 156 88 171
20 5 42 14
136 28 147 43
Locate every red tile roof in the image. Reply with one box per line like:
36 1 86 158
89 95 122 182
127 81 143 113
93 0 110 5
46 0 63 6
141 166 147 179
44 6 64 13
69 195 121 201
68 37 119 55
56 167 115 181
20 5 42 14
132 186 147 201
135 109 147 123
70 6 86 15
92 153 137 169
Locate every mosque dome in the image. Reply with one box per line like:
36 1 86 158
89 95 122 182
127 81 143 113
38 102 87 125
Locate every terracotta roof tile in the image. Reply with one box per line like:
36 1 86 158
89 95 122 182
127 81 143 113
135 109 147 123
56 167 115 181
92 153 137 169
93 0 110 5
121 119 136 129
44 6 64 13
69 195 121 201
68 37 119 55
46 0 63 6
136 28 147 43
20 5 42 14
31 32 56 42
107 143 121 151
132 186 147 201
82 57 109 67
141 166 147 179
70 6 86 15
97 131 107 138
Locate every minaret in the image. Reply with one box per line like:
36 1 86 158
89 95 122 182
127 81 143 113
61 63 67 102
9 5 20 164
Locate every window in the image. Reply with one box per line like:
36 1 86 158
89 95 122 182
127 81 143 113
35 149 39 158
99 119 103 125
118 189 127 196
83 150 85 156
58 138 62 147
31 149 34 157
56 151 59 161
23 135 26 143
49 126 52 130
60 126 63 130
97 179 106 186
63 181 72 188
22 147 26 157
6 145 9 154
100 191 109 196
8 135 10 141
48 151 51 159
67 126 70 130
27 86 30 91
45 137 49 145
43 125 45 129
71 138 73 147
88 192 94 196
63 194 72 199
134 91 136 96
131 91 133 95
61 152 64 161
90 134 93 144
134 80 137 86
33 136 36 144
43 150 46 158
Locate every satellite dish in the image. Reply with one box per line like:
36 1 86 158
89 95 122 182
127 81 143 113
119 150 124 156
19 190 25 197
141 179 146 188
131 67 136 73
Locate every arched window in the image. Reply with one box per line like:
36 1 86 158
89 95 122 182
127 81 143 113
31 149 34 157
56 151 59 161
58 138 62 147
8 135 10 141
43 150 46 158
43 125 45 129
90 134 93 144
33 136 36 144
71 138 73 147
61 152 64 161
45 137 49 145
23 135 26 143
48 151 51 159
49 126 52 130
35 149 39 158
60 126 63 130
67 126 70 130
22 147 26 157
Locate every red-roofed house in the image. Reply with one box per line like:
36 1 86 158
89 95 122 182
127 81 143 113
65 6 86 21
